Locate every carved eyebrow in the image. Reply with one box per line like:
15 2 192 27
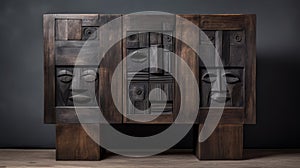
57 69 73 77
223 72 240 84
202 72 217 83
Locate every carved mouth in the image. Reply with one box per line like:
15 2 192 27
210 91 231 103
69 94 91 104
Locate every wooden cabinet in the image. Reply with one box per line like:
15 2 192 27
44 14 256 160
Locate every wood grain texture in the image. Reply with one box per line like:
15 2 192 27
56 124 102 160
43 14 56 124
174 15 200 123
99 14 123 123
199 15 246 30
44 14 256 161
123 15 176 123
195 124 243 160
244 15 256 124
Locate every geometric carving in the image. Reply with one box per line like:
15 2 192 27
128 81 149 114
126 31 174 115
56 19 82 40
82 27 98 40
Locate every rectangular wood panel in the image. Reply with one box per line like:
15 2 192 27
56 124 101 160
195 124 243 159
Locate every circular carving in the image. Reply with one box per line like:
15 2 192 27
235 34 242 42
83 27 97 40
167 36 171 42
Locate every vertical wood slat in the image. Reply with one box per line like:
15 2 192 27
67 19 82 40
174 15 200 123
55 19 82 40
99 14 123 123
43 14 56 124
244 15 256 124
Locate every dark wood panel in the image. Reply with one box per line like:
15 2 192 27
55 41 100 66
244 15 256 124
43 14 56 124
55 19 82 40
195 124 243 159
55 19 68 40
56 107 101 124
56 123 102 160
197 108 244 124
174 15 200 123
98 14 123 123
199 15 246 30
125 114 173 124
67 19 82 40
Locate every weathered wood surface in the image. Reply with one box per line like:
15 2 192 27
56 124 102 160
195 124 243 160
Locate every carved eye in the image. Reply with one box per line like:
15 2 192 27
223 72 240 84
128 34 138 41
57 70 73 83
130 51 147 63
202 72 217 83
136 88 143 95
82 69 97 82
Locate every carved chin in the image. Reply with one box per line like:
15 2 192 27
69 95 91 104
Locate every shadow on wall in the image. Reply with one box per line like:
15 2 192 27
244 51 300 148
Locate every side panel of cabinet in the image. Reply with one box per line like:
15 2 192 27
44 14 56 124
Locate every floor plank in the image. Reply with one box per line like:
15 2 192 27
0 149 300 168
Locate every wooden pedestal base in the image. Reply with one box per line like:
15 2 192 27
195 124 243 160
56 124 104 160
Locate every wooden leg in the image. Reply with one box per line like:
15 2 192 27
56 123 104 160
195 124 243 160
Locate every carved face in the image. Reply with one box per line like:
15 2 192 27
56 67 99 106
200 68 244 107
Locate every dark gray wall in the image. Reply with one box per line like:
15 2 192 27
0 0 299 148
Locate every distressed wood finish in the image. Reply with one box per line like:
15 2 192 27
44 14 56 124
195 124 243 160
44 14 256 161
195 14 255 160
174 15 200 123
98 14 123 123
122 14 176 123
56 124 102 160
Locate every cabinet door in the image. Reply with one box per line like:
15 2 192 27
44 14 123 124
123 14 176 123
197 15 256 124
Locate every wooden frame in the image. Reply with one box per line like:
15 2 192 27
44 14 256 160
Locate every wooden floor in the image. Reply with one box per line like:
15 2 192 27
0 149 300 168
